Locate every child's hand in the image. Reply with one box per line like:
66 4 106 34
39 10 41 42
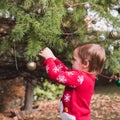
39 47 56 60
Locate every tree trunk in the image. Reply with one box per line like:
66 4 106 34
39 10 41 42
23 80 34 111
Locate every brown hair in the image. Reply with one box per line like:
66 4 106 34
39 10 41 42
75 42 106 74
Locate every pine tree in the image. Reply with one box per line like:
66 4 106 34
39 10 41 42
0 0 120 73
0 0 120 111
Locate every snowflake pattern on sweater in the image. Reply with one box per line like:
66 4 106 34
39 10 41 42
44 58 96 120
77 75 84 84
56 75 67 83
64 93 71 102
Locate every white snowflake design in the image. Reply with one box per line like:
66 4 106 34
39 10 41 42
56 75 67 83
56 64 63 71
53 67 59 73
77 75 84 84
64 93 71 102
65 71 74 76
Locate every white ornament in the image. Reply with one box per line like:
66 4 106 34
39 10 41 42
84 2 91 9
99 34 105 41
5 10 10 18
11 16 15 21
108 45 114 53
110 10 118 17
109 31 118 39
67 6 73 13
27 61 37 71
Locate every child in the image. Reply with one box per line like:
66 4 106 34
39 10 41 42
39 42 106 120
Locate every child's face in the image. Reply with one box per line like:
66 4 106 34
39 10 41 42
71 48 84 70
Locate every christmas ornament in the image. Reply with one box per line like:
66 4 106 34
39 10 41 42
84 2 91 9
109 31 118 39
0 28 4 33
99 34 105 41
91 20 96 24
108 44 114 54
11 16 15 21
116 79 120 86
67 6 73 14
110 10 118 17
5 10 10 18
26 61 37 71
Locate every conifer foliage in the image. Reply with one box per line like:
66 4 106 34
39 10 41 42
0 0 120 75
0 0 120 113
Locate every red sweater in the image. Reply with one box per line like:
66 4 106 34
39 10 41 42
43 58 96 120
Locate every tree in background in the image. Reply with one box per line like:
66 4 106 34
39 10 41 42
0 0 120 111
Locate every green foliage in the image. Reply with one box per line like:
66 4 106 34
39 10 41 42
0 0 120 74
0 39 10 52
25 39 44 61
1 0 67 59
23 0 33 10
105 50 120 74
34 79 64 100
10 23 30 42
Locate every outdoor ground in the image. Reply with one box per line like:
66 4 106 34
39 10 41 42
0 78 120 120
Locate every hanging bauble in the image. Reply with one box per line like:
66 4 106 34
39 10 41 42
0 28 4 33
67 6 74 14
99 34 105 41
116 79 120 86
109 31 118 39
108 44 114 54
5 10 10 18
84 2 91 9
11 16 15 21
27 61 37 71
91 20 97 24
110 10 118 17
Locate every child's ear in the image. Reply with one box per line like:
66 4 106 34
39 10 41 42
83 59 89 68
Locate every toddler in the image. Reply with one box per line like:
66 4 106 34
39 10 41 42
39 42 106 120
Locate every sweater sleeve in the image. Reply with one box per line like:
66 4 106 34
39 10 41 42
44 58 85 88
54 58 69 71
